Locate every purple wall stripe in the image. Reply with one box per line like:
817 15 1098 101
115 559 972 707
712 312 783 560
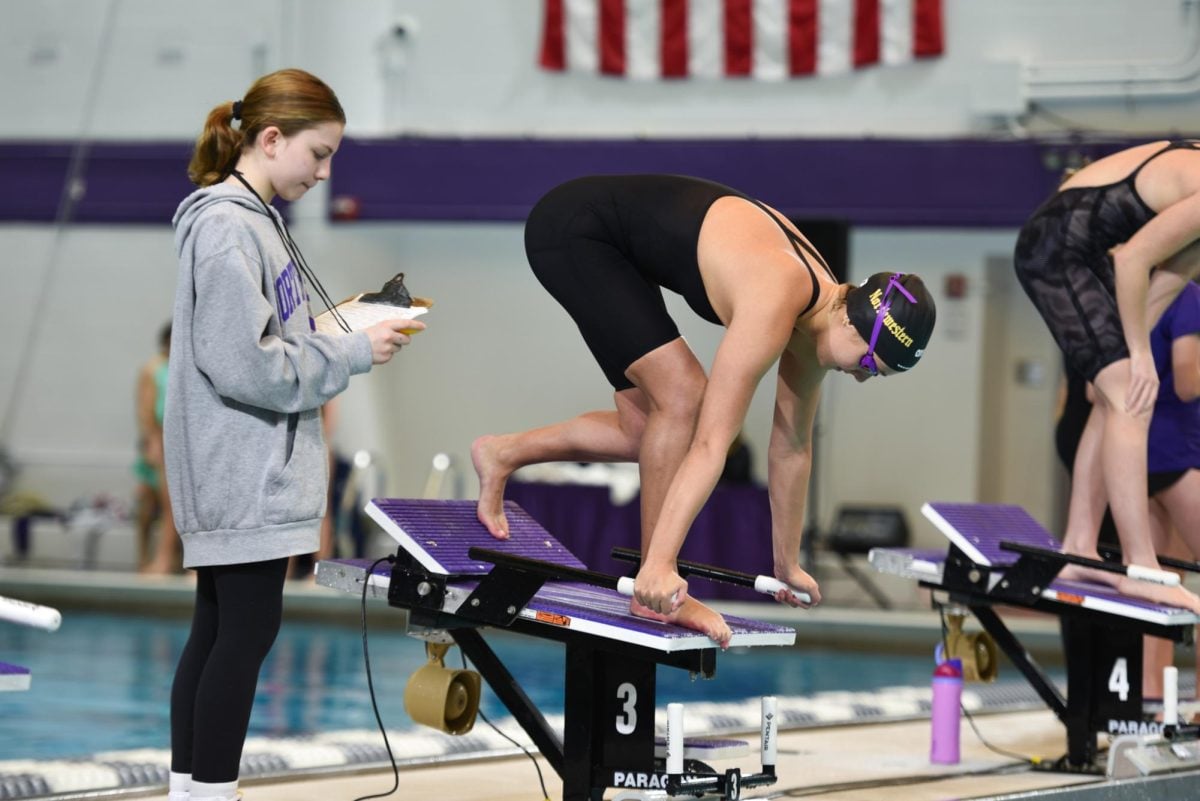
3 142 194 224
1 137 1149 226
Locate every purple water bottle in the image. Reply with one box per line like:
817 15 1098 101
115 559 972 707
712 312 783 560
930 658 963 764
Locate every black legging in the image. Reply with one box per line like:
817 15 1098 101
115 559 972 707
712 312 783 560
170 558 289 781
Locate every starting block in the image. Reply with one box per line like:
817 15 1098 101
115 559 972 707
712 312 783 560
870 502 1199 771
0 661 30 692
0 594 60 692
318 499 795 801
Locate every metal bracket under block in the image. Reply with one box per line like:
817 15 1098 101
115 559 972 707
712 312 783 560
1109 732 1200 779
457 565 551 627
387 553 450 613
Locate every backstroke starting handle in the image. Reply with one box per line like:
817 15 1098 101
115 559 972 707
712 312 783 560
466 547 685 607
611 547 813 604
0 595 62 631
1098 543 1200 576
999 542 1181 587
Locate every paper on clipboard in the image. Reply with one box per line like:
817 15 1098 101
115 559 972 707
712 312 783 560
315 299 428 335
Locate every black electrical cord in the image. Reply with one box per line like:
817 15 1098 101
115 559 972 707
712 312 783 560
458 651 551 801
778 759 1034 797
352 554 400 801
347 555 549 800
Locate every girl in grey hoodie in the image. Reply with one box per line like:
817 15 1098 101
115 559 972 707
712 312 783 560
164 68 422 801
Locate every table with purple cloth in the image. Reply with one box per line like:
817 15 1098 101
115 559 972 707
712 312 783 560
504 479 775 603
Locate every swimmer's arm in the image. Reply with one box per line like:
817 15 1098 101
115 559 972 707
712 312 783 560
766 346 823 602
641 311 791 577
1111 255 1156 413
1112 195 1200 410
1173 333 1200 402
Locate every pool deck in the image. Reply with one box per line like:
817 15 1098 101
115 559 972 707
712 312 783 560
106 711 1193 801
3 566 1199 800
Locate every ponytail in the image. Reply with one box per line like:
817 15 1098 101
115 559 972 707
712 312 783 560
187 101 244 187
186 69 345 188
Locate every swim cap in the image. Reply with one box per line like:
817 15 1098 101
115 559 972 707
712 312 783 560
845 272 936 372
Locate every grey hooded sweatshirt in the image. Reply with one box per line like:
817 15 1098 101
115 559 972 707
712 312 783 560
165 184 373 567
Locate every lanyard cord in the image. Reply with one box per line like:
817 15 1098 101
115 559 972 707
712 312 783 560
230 170 351 333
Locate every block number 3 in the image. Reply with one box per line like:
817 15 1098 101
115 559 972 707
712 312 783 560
1108 657 1129 702
615 682 637 735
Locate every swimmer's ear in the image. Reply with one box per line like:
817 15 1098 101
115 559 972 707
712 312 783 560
830 283 852 311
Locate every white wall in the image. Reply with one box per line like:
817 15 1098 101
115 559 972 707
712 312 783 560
3 0 1198 555
4 0 1200 139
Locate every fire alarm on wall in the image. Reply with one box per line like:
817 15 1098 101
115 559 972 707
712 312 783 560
945 274 967 299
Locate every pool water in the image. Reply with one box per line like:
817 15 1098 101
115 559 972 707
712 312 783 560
0 611 938 761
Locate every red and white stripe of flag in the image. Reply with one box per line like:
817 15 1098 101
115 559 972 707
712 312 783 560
540 0 943 80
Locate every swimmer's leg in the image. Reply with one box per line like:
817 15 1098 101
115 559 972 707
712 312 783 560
623 337 708 555
1068 361 1200 612
472 393 648 538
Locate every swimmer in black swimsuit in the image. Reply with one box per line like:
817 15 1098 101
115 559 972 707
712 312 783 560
1014 141 1200 614
473 175 936 646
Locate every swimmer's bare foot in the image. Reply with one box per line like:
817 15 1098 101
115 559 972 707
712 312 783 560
1056 557 1200 612
472 434 511 539
1116 575 1200 614
630 596 733 649
1057 562 1123 589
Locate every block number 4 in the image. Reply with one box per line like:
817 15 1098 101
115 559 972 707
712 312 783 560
615 682 637 735
1108 657 1130 702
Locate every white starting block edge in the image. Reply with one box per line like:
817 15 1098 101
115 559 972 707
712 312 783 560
316 558 796 653
0 662 31 692
365 502 447 576
921 503 993 566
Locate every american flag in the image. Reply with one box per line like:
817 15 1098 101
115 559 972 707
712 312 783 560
539 0 943 80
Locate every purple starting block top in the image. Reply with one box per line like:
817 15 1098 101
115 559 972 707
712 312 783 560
330 497 796 651
366 498 587 576
923 502 1060 567
330 558 795 651
907 502 1198 626
0 661 31 692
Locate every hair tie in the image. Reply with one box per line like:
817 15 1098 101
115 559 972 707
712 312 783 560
231 100 243 121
